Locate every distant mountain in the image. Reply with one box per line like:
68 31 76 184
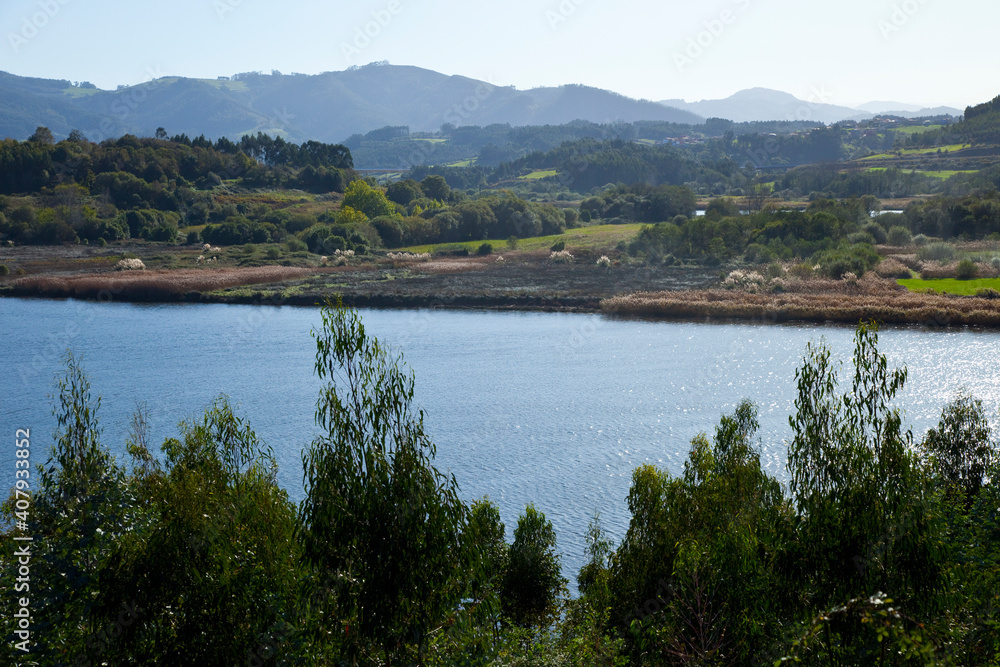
660 88 963 124
856 100 963 118
0 64 703 144
660 88 871 124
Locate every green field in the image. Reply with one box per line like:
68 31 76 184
860 144 973 161
397 223 644 255
893 125 943 135
519 169 558 180
920 170 975 179
445 159 476 167
898 277 1000 295
412 137 447 144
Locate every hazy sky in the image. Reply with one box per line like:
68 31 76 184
1 0 996 109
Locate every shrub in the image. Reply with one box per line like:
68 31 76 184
476 242 493 256
918 242 957 262
286 238 308 252
912 234 930 247
550 250 574 263
114 258 146 271
264 246 281 260
550 241 566 252
507 236 519 250
722 270 767 291
0 264 9 277
956 259 979 280
789 262 817 279
765 262 786 280
887 226 912 246
186 231 201 245
992 257 1000 271
861 222 888 245
813 243 881 279
874 258 912 279
975 288 1000 299
596 255 612 268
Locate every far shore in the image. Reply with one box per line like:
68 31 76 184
4 245 1000 330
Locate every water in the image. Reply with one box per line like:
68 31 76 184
3 298 999 582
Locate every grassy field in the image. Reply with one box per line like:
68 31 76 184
894 125 943 135
445 159 476 167
920 170 976 179
860 144 973 161
519 169 558 180
397 223 644 255
898 277 1000 295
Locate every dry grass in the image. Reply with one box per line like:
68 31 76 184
602 275 1000 327
13 266 312 300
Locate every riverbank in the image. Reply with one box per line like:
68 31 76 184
602 274 1000 328
6 244 1000 328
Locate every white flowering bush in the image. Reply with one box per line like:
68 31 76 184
722 270 766 290
386 252 430 261
114 258 146 271
334 249 355 258
596 255 612 268
495 255 505 263
550 250 574 263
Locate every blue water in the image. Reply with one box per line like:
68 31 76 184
3 298 1000 582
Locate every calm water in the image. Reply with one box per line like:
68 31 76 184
2 298 999 581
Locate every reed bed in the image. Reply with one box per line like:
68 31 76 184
602 276 1000 327
13 266 312 300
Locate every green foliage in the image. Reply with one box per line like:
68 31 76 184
341 179 396 219
813 242 880 278
887 225 913 246
502 504 568 628
787 323 939 609
0 263 8 276
550 240 565 252
297 303 472 663
477 242 493 256
957 258 979 280
918 241 958 262
923 392 997 501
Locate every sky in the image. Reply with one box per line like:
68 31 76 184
0 0 996 110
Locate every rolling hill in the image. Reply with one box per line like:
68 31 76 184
0 64 704 144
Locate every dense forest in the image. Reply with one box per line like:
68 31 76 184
0 129 573 251
2 307 997 665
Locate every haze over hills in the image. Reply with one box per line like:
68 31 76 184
660 88 963 124
0 63 702 144
0 64 964 146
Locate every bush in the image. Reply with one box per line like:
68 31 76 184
186 231 201 245
476 242 493 256
887 226 912 246
912 234 930 247
286 238 308 252
550 241 566 252
918 242 957 262
976 288 1000 299
765 262 786 280
789 262 817 278
814 243 880 279
956 259 979 280
264 246 281 260
0 264 9 277
861 222 888 245
874 258 912 279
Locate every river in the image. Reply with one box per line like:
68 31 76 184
2 297 999 581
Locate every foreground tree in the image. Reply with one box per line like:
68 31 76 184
923 392 997 503
297 303 472 664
